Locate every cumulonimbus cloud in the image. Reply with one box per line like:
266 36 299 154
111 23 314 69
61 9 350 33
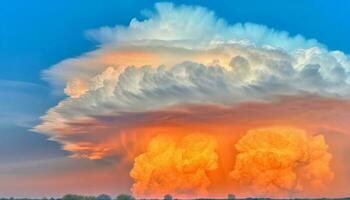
35 3 350 134
33 2 350 197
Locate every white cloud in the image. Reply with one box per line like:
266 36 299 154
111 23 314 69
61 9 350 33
43 2 325 92
35 2 350 157
86 3 321 51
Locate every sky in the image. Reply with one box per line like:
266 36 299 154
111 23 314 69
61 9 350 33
0 0 350 198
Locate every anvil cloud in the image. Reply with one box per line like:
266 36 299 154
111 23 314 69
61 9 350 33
33 2 350 198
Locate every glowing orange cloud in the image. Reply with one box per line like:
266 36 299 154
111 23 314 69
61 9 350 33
130 134 218 198
230 127 334 197
128 126 336 198
33 96 350 198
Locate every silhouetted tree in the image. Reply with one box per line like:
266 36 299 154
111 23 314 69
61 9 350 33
62 194 96 200
96 194 111 200
63 194 82 200
227 194 235 199
115 194 134 200
163 194 172 200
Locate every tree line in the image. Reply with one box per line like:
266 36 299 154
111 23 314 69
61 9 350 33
1 193 235 200
0 194 135 200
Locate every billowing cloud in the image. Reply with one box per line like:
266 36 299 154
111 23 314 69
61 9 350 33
36 47 350 137
130 134 218 198
36 2 350 135
33 2 350 198
85 3 320 50
230 127 333 197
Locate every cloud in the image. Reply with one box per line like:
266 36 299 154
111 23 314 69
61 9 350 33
41 3 349 95
231 127 333 197
86 3 321 51
35 0 350 172
130 134 218 198
34 95 350 164
33 2 350 197
36 51 350 136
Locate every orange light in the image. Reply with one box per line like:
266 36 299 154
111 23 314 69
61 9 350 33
130 134 218 198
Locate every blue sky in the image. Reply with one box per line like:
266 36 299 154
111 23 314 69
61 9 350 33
1 0 350 194
1 0 349 84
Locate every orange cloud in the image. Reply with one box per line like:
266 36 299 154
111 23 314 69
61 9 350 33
230 127 333 197
130 134 218 198
32 95 350 198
